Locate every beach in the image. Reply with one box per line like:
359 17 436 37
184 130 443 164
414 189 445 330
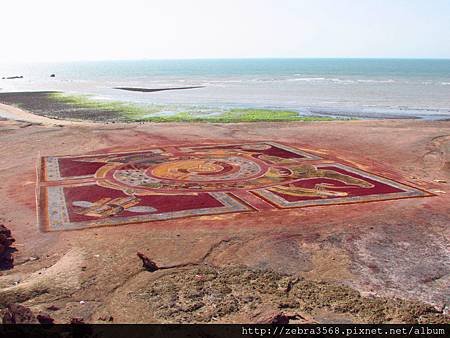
0 104 449 322
0 59 449 324
1 0 450 329
1 59 449 120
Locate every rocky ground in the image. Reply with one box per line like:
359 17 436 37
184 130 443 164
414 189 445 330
0 115 449 323
0 224 15 270
0 91 123 122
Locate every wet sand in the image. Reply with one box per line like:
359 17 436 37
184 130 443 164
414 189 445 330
0 92 123 122
0 102 93 126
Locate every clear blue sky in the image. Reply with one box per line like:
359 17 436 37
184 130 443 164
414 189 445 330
1 0 449 62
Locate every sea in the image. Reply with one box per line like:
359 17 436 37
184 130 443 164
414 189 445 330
1 58 449 119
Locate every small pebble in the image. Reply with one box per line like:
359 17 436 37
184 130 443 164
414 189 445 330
433 179 447 183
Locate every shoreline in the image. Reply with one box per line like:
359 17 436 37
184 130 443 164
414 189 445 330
0 102 88 126
0 101 427 126
2 90 447 124
0 91 336 123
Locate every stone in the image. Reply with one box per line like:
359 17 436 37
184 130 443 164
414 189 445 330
2 304 38 324
37 313 55 324
0 224 15 270
137 252 159 272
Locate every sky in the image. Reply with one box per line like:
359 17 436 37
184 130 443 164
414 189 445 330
1 0 449 63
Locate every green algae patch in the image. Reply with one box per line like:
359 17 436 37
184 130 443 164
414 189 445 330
11 91 337 123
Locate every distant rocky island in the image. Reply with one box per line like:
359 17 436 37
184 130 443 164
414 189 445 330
2 76 23 80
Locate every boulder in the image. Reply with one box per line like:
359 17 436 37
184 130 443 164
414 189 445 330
2 304 38 324
2 304 55 324
0 224 15 270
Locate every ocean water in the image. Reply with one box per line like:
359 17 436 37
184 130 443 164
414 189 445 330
1 58 449 119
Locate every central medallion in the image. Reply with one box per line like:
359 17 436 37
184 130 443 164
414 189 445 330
149 156 265 182
99 154 277 195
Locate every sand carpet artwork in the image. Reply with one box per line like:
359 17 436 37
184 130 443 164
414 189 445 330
37 141 430 231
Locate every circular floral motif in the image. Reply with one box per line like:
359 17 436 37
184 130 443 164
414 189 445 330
97 154 291 194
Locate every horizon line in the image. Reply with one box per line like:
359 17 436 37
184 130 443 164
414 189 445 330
1 56 450 65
